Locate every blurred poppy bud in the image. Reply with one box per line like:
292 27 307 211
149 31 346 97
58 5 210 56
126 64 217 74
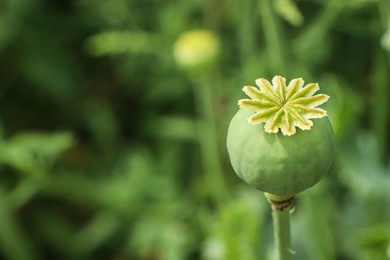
173 29 220 73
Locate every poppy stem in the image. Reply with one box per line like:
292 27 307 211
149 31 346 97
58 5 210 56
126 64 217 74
265 193 294 260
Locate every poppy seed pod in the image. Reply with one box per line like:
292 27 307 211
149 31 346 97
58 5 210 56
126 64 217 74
227 76 335 197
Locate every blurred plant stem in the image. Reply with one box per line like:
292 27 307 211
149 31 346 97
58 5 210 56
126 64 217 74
259 0 287 75
191 73 228 203
0 191 37 260
370 50 389 161
293 0 344 65
5 179 42 211
203 0 222 30
374 0 390 160
239 0 257 61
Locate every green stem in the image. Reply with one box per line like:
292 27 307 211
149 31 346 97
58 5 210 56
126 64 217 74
272 205 292 260
374 0 390 160
239 0 257 61
265 193 294 260
259 0 287 75
191 74 228 203
0 190 37 260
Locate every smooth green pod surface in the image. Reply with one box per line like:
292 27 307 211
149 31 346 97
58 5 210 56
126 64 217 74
227 108 335 196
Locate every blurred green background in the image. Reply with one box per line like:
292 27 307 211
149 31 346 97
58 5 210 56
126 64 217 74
0 0 390 259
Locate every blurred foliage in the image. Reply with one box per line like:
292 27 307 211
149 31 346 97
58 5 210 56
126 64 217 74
0 0 390 259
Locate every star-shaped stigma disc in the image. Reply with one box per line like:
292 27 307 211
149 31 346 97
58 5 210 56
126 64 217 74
238 75 330 136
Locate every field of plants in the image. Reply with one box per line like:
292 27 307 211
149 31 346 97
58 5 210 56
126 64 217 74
0 0 389 259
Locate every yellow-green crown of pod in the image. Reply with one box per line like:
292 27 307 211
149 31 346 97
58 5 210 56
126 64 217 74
227 76 335 196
